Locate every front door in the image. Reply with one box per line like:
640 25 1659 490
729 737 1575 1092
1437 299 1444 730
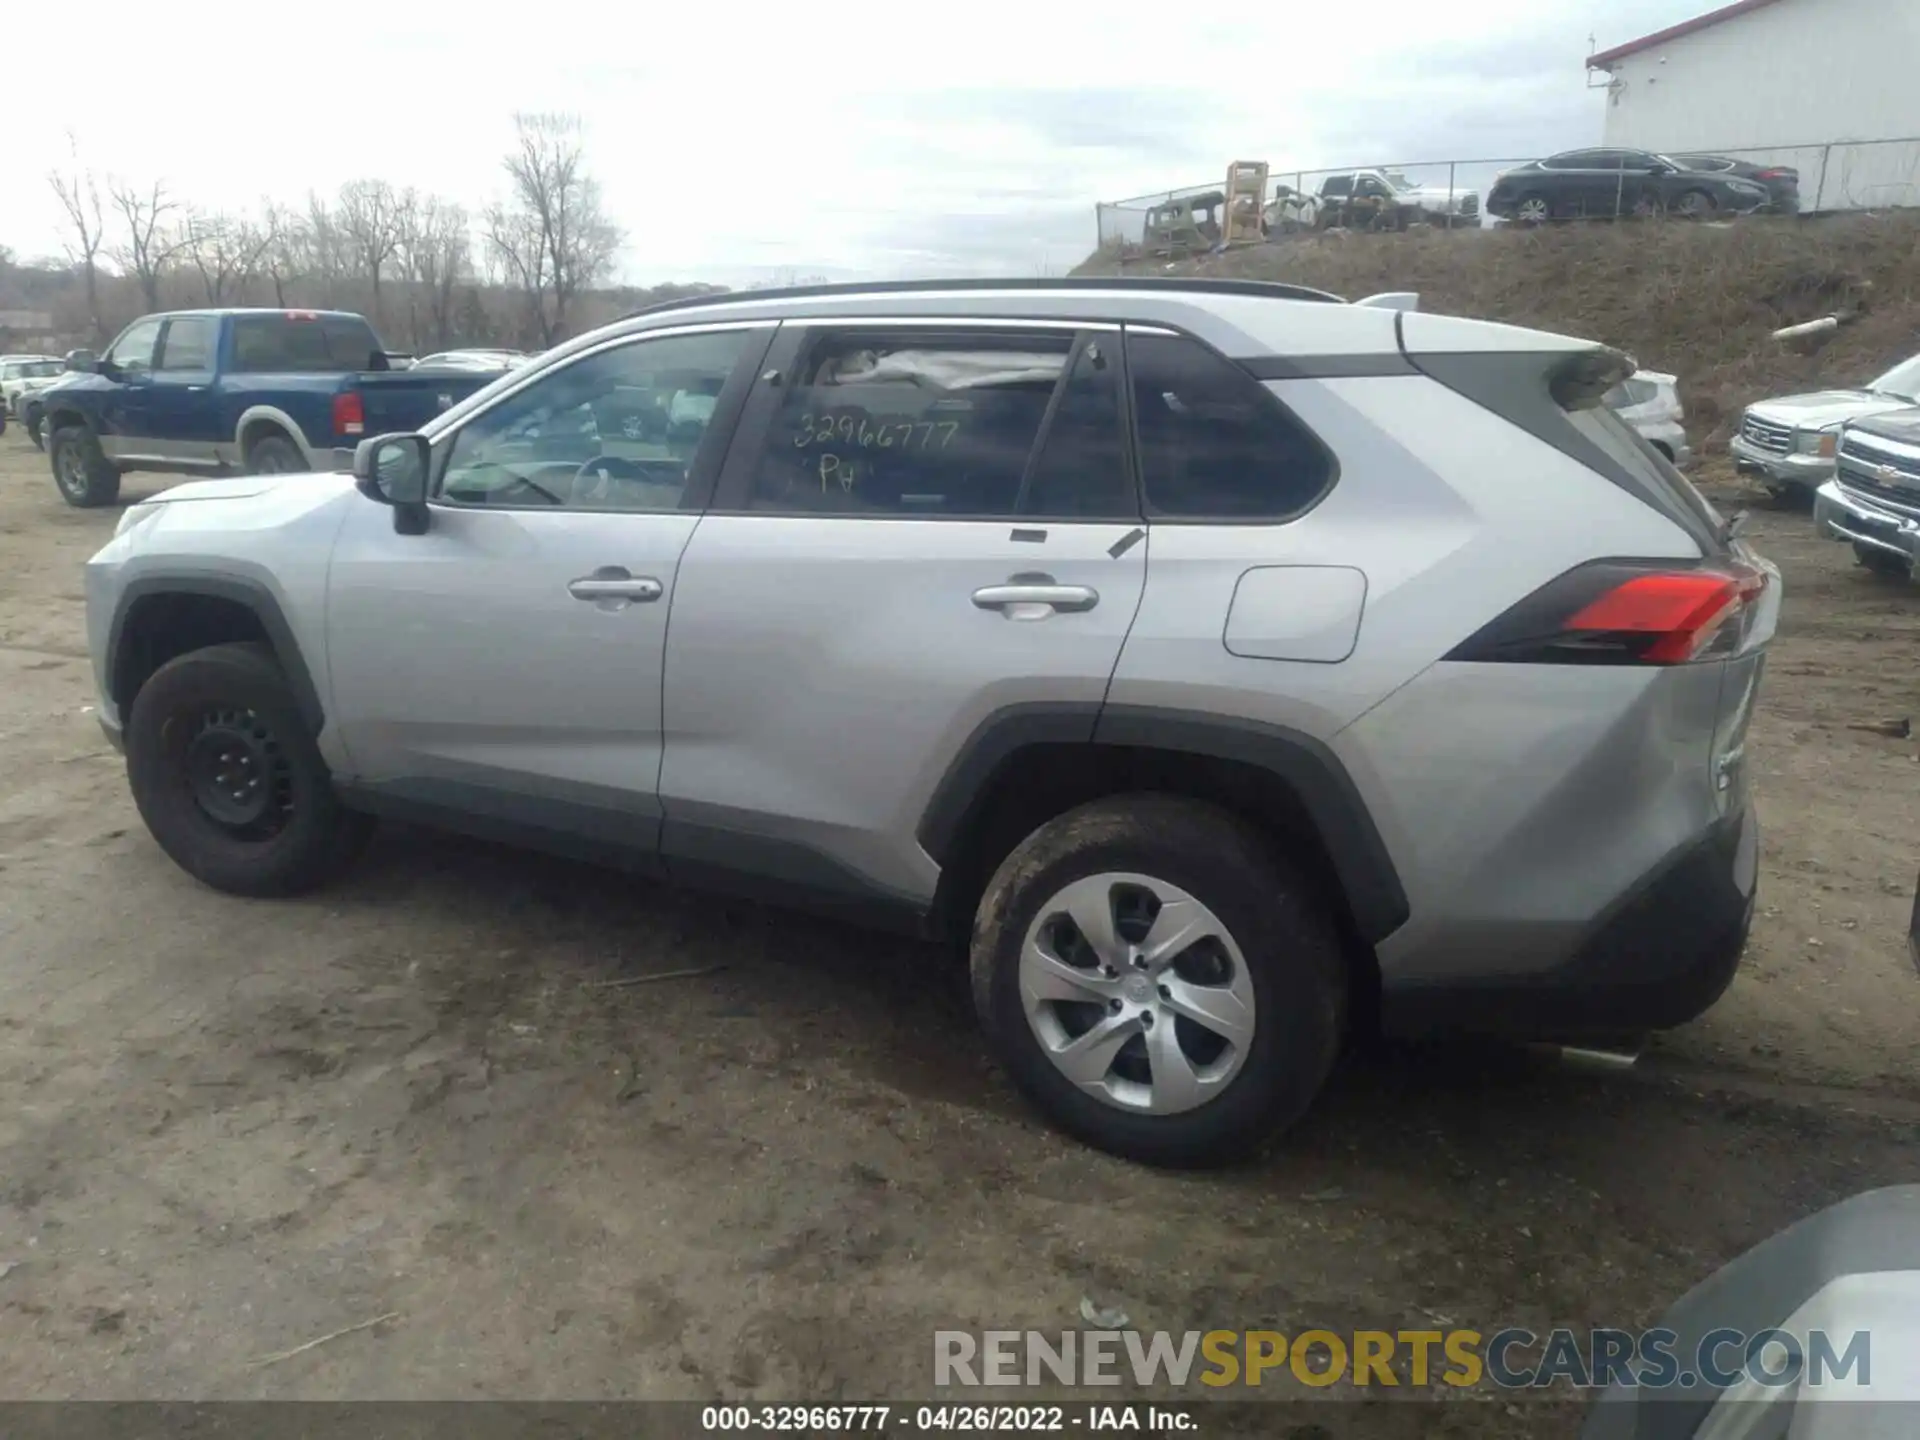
148 315 223 467
94 316 162 463
324 322 772 867
658 321 1147 909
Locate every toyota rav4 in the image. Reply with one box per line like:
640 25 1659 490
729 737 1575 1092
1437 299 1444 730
84 277 1779 1165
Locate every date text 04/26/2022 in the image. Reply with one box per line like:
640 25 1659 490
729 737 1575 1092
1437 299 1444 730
700 1404 1197 1432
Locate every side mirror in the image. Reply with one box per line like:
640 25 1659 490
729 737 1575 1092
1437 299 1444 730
64 349 98 373
353 432 431 535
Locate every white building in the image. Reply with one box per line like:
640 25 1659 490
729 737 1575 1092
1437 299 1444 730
1587 0 1920 211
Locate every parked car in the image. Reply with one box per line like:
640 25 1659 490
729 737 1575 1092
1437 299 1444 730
412 348 532 371
39 308 504 508
83 276 1777 1166
1605 369 1692 467
1670 153 1801 214
1261 184 1321 234
1 354 63 416
1813 410 1920 580
1731 350 1920 500
1318 168 1479 227
1487 149 1773 223
1580 1186 1920 1437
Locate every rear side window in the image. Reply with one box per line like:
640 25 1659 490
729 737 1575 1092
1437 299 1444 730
1126 332 1333 519
229 315 381 372
745 329 1089 517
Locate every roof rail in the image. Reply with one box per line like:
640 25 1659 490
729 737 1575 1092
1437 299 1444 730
621 275 1348 321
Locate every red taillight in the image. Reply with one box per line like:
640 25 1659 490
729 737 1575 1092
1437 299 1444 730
1447 560 1769 666
333 390 365 437
1754 168 1793 181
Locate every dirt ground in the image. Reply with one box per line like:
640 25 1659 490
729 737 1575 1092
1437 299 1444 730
1 433 1917 1435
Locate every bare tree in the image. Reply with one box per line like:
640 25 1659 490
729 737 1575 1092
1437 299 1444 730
107 179 190 311
259 201 308 307
397 193 471 350
482 199 549 347
337 179 402 322
303 193 350 303
48 141 108 342
489 113 623 345
182 211 274 305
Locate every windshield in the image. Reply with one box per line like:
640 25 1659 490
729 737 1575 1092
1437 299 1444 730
22 360 60 378
1383 170 1417 192
1869 353 1920 402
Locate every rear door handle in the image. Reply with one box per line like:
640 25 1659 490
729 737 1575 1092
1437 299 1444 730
569 569 663 603
972 580 1099 617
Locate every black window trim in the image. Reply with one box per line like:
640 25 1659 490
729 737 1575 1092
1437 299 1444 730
1121 322 1343 527
706 317 1145 525
424 320 775 516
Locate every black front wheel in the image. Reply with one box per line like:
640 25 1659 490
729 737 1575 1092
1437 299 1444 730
125 643 372 896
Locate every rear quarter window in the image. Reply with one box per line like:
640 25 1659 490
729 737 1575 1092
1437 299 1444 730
1126 331 1334 520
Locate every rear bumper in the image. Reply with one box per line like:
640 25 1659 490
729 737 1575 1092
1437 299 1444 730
1730 434 1831 486
1814 480 1920 576
1382 807 1757 1039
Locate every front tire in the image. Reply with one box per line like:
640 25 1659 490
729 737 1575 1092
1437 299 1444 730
24 402 46 450
125 643 372 896
970 794 1347 1167
1854 544 1911 580
49 424 121 508
1677 189 1717 218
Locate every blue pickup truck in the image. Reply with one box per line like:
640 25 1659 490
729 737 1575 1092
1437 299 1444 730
38 308 508 507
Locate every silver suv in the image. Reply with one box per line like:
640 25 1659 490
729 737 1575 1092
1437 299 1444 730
84 278 1779 1165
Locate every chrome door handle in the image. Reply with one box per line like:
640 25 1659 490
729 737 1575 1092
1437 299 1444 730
972 580 1099 616
568 572 663 602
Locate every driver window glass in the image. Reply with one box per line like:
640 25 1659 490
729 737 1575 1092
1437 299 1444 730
437 329 749 511
108 319 162 371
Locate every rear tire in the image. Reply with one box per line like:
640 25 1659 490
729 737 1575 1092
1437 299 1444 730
245 432 306 475
49 424 121 508
125 642 372 896
970 793 1347 1167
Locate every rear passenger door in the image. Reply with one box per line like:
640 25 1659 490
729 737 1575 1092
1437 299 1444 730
658 321 1146 910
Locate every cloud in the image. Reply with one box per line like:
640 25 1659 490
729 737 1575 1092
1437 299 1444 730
5 0 1720 283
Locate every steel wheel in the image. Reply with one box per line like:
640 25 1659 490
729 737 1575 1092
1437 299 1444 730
55 443 90 501
1018 871 1256 1115
180 706 295 839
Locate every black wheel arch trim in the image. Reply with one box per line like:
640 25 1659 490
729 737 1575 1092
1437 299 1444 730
107 574 326 734
916 701 1409 944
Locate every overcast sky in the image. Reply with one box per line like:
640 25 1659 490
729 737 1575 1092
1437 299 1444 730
7 0 1713 287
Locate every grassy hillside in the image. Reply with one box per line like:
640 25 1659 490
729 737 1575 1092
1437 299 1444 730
1076 214 1920 453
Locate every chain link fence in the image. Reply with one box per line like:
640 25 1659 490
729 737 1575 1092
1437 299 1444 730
1094 137 1920 255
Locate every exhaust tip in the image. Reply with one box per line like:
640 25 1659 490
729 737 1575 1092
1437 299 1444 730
1541 1043 1643 1073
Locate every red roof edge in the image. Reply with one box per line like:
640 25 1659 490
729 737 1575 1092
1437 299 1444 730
1586 0 1785 68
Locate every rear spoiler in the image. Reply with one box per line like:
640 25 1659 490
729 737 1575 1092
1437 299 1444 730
1355 292 1420 312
